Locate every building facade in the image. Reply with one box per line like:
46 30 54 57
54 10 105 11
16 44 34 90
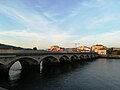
77 46 91 52
48 45 65 52
91 44 107 55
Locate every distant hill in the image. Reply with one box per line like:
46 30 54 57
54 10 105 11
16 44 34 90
0 43 24 50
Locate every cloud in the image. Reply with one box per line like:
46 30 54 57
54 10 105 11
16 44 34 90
57 0 109 23
0 4 76 48
35 2 59 22
86 16 114 29
0 29 75 49
76 31 120 47
0 4 59 32
81 0 108 8
0 1 119 49
0 24 120 49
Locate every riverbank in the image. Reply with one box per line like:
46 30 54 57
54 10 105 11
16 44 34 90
99 54 120 59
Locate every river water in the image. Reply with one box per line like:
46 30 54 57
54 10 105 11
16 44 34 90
1 58 120 90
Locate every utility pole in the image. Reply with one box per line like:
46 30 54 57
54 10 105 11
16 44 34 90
75 43 77 48
75 43 80 52
75 43 78 52
75 43 80 48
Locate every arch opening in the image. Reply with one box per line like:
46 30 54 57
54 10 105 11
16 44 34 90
59 56 70 63
71 55 79 62
42 56 59 67
79 55 85 60
9 61 22 80
8 57 39 80
9 58 38 71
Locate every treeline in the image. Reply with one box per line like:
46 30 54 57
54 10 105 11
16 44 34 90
0 43 23 50
107 48 120 55
0 43 39 50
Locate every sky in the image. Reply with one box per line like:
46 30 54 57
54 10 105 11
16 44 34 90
0 0 120 49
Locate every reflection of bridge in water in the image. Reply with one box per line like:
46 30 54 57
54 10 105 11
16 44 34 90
0 50 99 79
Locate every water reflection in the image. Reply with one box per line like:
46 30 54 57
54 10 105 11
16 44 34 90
0 59 99 90
40 61 43 73
98 58 107 62
1 59 120 90
0 87 8 90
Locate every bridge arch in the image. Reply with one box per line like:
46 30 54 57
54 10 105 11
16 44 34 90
79 55 85 60
41 56 58 67
71 55 79 62
59 55 70 63
8 57 39 71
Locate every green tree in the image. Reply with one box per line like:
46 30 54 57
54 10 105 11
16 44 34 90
107 48 113 54
117 50 120 55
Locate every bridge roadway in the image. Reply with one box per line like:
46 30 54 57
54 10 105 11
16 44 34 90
0 50 99 78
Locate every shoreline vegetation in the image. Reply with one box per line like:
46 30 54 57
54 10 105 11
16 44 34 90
107 54 120 59
103 48 120 59
100 54 120 59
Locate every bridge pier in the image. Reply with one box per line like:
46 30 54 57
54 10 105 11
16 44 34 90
0 64 9 81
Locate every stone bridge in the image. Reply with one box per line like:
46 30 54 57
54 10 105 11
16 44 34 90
0 50 99 78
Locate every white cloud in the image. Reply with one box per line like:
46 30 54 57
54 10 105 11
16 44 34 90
0 29 75 49
0 4 75 48
86 16 114 29
81 0 108 8
0 4 59 32
76 31 120 47
0 1 119 49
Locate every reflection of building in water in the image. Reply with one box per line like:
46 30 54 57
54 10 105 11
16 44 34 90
77 46 91 52
47 45 65 51
98 58 107 62
91 44 107 55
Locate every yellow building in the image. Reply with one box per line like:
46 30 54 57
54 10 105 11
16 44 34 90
91 44 107 55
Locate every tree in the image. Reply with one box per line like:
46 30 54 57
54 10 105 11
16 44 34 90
117 50 120 55
107 48 113 54
33 47 37 50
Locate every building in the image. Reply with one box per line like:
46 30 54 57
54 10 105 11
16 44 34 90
112 48 120 51
91 44 107 55
48 45 65 52
77 46 91 52
65 48 77 53
97 49 107 55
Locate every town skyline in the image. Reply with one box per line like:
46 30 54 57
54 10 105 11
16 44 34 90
0 42 119 50
0 0 120 49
